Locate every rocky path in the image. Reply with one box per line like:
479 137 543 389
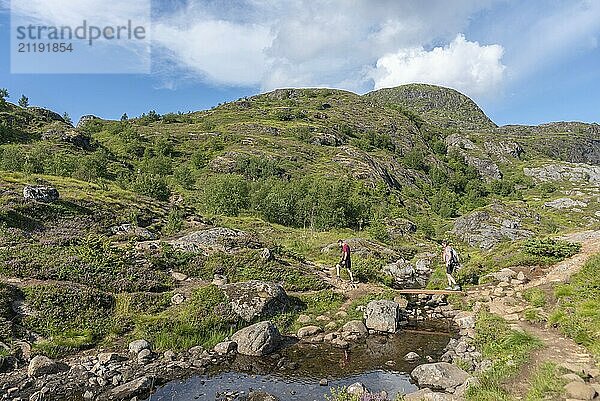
465 230 600 400
527 230 600 287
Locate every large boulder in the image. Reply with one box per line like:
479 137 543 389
170 227 261 254
411 362 472 391
231 321 281 356
23 186 59 203
27 355 68 377
364 300 401 333
223 281 290 322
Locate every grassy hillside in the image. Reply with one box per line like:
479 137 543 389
0 84 599 358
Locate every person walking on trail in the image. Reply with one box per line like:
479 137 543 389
336 239 355 283
442 240 461 290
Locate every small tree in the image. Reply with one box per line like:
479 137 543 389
121 113 128 121
0 88 8 103
18 95 29 108
62 112 73 125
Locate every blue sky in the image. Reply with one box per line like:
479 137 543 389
0 0 599 126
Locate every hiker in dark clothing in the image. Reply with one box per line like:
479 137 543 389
336 239 355 283
442 240 461 290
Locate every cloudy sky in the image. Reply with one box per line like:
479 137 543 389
1 0 599 125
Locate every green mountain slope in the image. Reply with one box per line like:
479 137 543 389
0 83 599 361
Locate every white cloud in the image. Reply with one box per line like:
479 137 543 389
153 20 273 86
149 0 501 93
370 34 506 96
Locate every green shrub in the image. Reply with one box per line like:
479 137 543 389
200 174 249 216
522 238 581 259
132 173 171 200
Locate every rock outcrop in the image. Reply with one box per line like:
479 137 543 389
23 185 59 203
223 280 290 322
169 227 261 254
451 204 536 249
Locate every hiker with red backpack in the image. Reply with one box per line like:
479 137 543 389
336 239 355 283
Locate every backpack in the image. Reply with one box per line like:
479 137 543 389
449 248 460 266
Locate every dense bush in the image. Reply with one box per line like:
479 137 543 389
132 172 171 201
235 155 285 180
522 238 581 259
351 131 395 152
200 174 249 216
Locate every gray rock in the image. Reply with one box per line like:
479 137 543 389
171 293 185 305
108 376 152 400
214 341 237 355
453 311 476 330
411 362 472 391
340 320 369 340
110 224 155 240
483 268 517 283
297 326 322 339
128 339 151 354
364 300 401 333
97 352 125 365
27 355 68 377
404 352 420 362
564 381 597 400
311 133 341 147
223 280 290 322
347 382 367 396
483 141 523 161
212 274 228 286
297 314 311 324
231 321 281 356
23 186 59 203
451 206 535 250
171 271 188 281
137 349 153 364
382 258 433 288
464 154 502 182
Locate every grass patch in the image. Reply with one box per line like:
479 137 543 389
523 288 546 308
466 312 542 401
128 285 242 351
523 362 565 401
549 254 600 357
22 284 115 357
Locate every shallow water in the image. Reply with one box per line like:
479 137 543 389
152 327 452 401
